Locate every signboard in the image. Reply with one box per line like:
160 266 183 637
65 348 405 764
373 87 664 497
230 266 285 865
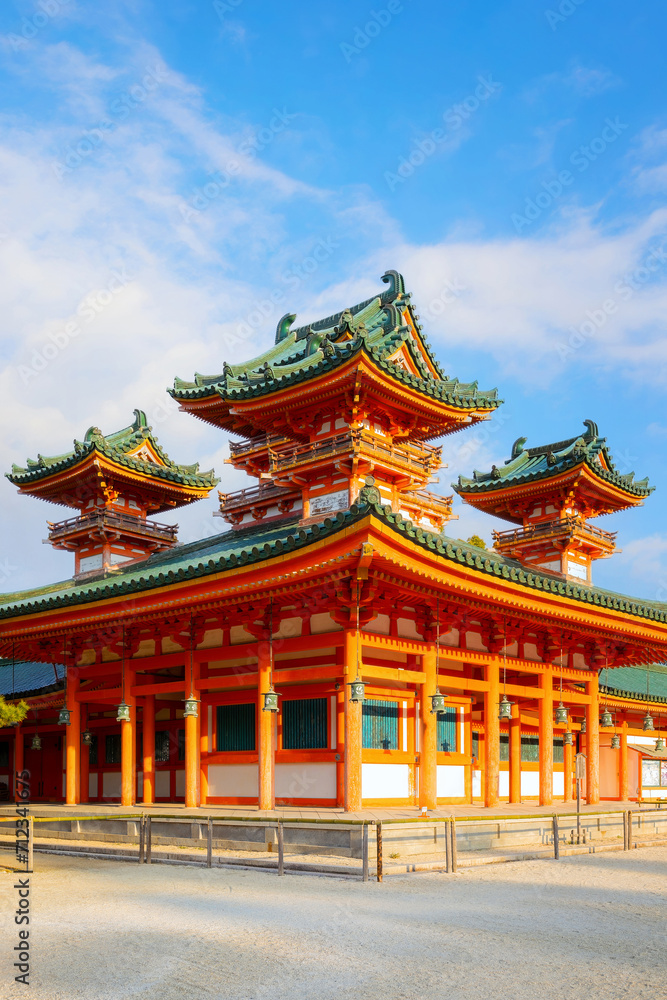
575 752 587 780
308 489 349 517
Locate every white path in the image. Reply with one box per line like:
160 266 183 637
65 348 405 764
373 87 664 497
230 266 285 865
1 848 666 999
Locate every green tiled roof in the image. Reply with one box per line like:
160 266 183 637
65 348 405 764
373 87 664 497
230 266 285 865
600 665 667 704
0 659 64 698
7 409 218 491
455 420 653 499
0 490 666 631
170 270 501 413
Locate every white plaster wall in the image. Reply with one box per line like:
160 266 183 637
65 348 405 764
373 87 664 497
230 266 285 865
207 764 258 798
437 765 465 797
521 772 539 796
498 772 509 797
362 763 410 799
552 772 564 796
275 762 336 799
472 770 482 798
88 773 98 798
102 772 121 798
175 770 185 797
155 771 170 798
310 613 342 634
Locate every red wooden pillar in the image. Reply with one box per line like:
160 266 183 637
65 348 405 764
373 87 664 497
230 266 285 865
121 665 136 807
619 719 629 801
65 670 81 806
538 666 553 806
420 645 437 810
484 659 500 807
199 663 209 806
586 673 600 804
14 724 24 802
143 694 155 805
79 705 89 804
185 660 201 809
509 701 521 804
344 628 362 812
258 638 275 811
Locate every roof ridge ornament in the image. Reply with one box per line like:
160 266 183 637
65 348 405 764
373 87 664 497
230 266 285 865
380 269 406 300
275 312 297 344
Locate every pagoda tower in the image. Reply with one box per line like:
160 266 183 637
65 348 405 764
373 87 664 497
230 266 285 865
170 270 501 532
6 409 217 578
455 420 653 583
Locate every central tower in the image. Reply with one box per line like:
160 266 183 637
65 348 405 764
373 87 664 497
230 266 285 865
169 271 502 532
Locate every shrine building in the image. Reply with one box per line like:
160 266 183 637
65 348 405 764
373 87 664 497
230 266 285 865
1 269 666 811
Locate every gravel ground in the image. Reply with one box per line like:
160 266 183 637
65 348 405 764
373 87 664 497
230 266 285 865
1 848 666 1000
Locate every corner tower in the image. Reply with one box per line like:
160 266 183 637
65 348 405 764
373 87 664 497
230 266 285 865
170 270 501 532
455 420 653 583
6 409 218 578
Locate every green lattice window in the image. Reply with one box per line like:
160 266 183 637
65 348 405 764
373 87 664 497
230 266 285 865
553 738 564 764
472 732 480 759
178 729 185 762
155 730 171 763
437 708 458 752
500 734 509 762
282 698 328 750
0 740 9 768
363 700 398 750
88 735 98 766
521 736 539 762
105 734 121 765
217 703 256 752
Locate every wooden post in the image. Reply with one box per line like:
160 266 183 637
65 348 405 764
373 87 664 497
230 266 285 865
538 666 553 807
27 816 33 873
585 672 600 804
450 818 458 872
65 670 81 805
362 823 369 882
200 664 209 807
563 732 574 803
258 637 275 811
121 665 136 808
444 821 450 872
185 660 200 809
484 658 500 808
14 725 23 803
509 701 521 804
142 694 155 806
207 817 212 868
553 814 560 859
344 628 362 812
376 821 383 882
277 821 284 876
138 814 145 863
145 815 152 864
619 721 629 802
419 645 437 811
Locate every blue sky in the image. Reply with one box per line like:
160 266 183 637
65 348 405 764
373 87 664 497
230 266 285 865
0 0 666 600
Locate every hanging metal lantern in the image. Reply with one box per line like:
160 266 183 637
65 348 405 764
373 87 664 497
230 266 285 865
58 707 71 727
600 709 613 728
564 731 573 746
580 717 587 734
498 696 512 721
349 679 365 703
655 737 666 752
184 697 199 718
431 691 447 714
30 733 42 751
610 734 621 750
555 701 568 725
81 729 93 746
643 711 654 732
263 687 279 713
116 701 131 723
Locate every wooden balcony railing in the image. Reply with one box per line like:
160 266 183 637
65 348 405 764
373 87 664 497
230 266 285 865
217 482 297 513
268 430 442 476
493 517 616 549
47 510 178 544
